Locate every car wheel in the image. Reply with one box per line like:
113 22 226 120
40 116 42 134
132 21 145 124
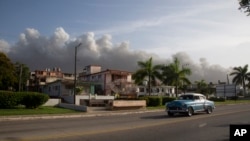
168 111 174 116
206 106 212 114
187 107 193 116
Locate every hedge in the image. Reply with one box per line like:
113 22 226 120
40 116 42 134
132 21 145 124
138 96 176 107
162 97 176 105
208 97 226 102
0 91 49 109
20 92 49 109
0 91 22 108
148 96 162 106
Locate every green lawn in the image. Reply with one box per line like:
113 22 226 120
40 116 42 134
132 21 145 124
0 106 81 116
214 100 250 106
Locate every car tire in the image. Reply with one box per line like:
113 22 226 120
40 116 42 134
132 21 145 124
168 111 174 117
187 107 193 116
206 106 212 114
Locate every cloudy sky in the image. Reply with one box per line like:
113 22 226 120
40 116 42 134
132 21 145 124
0 0 249 83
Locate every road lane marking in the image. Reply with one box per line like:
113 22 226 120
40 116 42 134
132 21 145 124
199 123 207 128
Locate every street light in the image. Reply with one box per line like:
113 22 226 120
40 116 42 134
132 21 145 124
74 43 82 105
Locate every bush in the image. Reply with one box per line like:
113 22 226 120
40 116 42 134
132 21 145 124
162 97 176 105
227 96 239 100
20 92 49 109
209 97 226 102
138 96 176 107
0 91 49 109
0 91 21 108
138 96 149 106
148 96 162 106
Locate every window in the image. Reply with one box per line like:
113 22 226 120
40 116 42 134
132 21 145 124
194 96 200 100
179 95 193 100
98 75 102 80
139 88 144 92
200 96 205 100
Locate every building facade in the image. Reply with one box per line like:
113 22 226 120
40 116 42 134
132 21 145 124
78 65 133 95
42 79 74 98
27 67 74 92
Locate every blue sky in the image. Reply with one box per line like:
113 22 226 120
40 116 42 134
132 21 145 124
0 0 250 82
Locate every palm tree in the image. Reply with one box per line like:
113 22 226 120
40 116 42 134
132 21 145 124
132 57 161 96
230 64 250 96
195 79 208 94
161 58 191 97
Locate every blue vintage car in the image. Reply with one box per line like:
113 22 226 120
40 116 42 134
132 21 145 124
166 93 215 116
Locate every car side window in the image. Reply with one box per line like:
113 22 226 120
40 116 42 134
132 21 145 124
200 96 205 100
194 96 200 100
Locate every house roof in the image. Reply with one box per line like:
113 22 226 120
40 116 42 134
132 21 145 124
46 79 74 86
80 68 132 76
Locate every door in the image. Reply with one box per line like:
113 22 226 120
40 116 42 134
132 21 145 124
193 96 204 111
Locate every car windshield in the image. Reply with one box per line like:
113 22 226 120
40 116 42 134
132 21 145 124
178 95 194 100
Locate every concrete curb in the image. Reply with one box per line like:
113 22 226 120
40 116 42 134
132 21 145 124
0 109 164 121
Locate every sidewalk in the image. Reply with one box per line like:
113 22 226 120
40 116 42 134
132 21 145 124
0 108 164 121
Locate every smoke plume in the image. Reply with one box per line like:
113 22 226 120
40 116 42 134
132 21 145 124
0 27 230 83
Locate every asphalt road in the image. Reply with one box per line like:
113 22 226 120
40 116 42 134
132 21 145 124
1 104 250 141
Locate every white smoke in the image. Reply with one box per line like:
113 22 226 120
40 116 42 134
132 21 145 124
0 39 10 53
0 27 230 83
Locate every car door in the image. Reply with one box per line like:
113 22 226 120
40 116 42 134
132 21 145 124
199 96 206 110
194 96 204 111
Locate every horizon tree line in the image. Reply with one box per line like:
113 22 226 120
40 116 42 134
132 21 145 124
133 57 250 97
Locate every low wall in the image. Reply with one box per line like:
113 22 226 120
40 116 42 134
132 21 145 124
43 98 61 106
110 100 146 110
58 103 87 112
61 95 74 104
77 95 115 106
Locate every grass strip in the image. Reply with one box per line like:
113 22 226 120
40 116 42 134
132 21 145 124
0 106 80 116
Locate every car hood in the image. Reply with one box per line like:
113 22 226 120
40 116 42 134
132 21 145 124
166 100 193 107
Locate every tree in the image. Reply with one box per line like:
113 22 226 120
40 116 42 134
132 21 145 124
195 79 208 94
238 0 250 16
0 52 17 90
230 64 250 96
14 62 30 91
161 58 191 97
132 57 161 96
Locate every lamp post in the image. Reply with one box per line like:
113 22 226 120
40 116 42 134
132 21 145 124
18 64 23 92
74 43 82 105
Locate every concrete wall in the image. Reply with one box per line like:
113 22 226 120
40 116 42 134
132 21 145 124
112 100 146 107
109 100 146 110
60 95 114 105
61 95 74 104
58 103 87 112
43 98 61 106
76 95 114 105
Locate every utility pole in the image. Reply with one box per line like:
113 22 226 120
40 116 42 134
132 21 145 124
19 64 23 92
74 43 82 105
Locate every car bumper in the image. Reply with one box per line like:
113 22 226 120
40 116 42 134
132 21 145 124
166 107 188 113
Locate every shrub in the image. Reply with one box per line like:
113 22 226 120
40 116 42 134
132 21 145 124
0 91 49 109
209 97 226 102
0 91 21 108
162 97 176 105
227 96 239 100
148 96 162 106
138 96 149 106
20 92 49 109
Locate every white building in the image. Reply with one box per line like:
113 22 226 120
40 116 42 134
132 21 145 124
136 85 176 97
